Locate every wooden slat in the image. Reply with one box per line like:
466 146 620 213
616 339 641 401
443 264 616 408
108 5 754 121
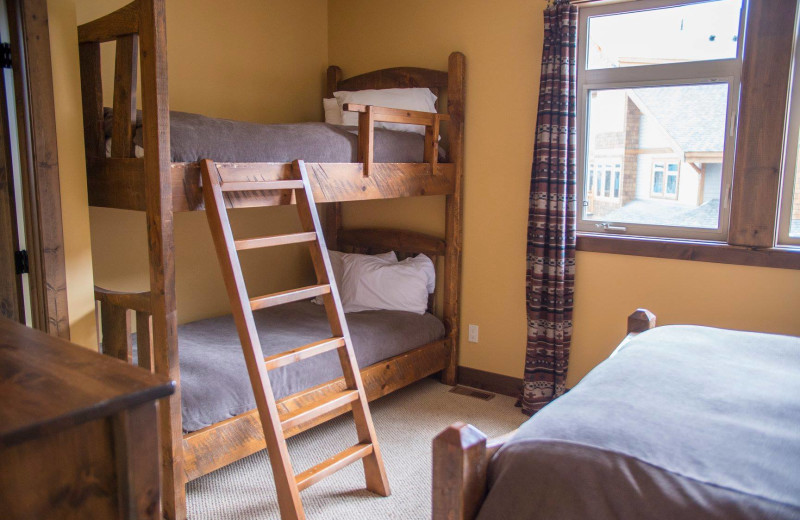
264 337 345 371
181 329 449 482
77 1 139 43
728 0 797 247
110 34 138 159
279 390 359 432
87 161 457 212
100 302 131 363
339 228 446 257
136 313 153 372
78 42 104 160
235 232 317 251
343 103 449 125
221 180 304 192
249 284 330 311
295 443 373 492
94 286 151 314
357 107 375 176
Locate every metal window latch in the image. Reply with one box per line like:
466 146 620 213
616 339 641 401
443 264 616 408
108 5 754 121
596 222 627 233
14 250 28 274
0 43 10 69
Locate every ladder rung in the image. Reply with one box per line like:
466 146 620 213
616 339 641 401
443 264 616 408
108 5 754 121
295 443 374 491
264 337 346 371
221 180 304 192
280 390 359 432
250 284 330 311
235 232 317 251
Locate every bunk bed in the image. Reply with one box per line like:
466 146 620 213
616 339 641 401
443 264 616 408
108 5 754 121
78 1 464 518
432 311 800 520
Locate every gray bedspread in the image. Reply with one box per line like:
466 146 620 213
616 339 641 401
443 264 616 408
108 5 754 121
104 108 444 163
134 301 444 433
478 326 800 520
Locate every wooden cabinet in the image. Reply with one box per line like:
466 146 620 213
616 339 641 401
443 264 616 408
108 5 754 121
0 318 175 519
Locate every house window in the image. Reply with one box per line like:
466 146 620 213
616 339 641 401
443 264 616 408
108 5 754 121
650 161 679 199
578 0 743 239
587 160 622 200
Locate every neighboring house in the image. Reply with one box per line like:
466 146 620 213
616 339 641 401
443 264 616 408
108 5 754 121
586 83 727 228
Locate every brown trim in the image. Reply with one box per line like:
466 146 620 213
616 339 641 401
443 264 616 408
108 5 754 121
577 233 800 270
6 0 70 338
457 366 522 399
728 0 797 248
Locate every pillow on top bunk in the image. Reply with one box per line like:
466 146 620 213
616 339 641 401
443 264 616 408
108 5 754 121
332 88 437 136
323 98 344 125
340 253 436 315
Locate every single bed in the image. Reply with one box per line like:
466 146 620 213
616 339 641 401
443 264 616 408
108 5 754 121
433 310 800 520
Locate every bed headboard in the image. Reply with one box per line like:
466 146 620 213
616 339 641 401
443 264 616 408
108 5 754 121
327 65 450 110
337 228 446 315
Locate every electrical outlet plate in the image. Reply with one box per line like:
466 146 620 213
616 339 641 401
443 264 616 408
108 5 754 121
468 324 478 343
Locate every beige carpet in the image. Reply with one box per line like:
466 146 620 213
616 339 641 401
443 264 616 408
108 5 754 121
187 378 526 519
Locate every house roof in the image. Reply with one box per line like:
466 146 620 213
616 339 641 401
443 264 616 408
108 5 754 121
630 84 727 154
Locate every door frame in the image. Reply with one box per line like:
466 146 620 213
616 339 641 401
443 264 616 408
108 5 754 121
5 0 69 338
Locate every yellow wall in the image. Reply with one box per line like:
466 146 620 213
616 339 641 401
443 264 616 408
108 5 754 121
328 0 800 387
74 0 327 324
47 0 97 348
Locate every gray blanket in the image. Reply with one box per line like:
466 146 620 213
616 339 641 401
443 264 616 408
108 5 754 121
135 301 444 433
478 326 800 520
104 108 444 163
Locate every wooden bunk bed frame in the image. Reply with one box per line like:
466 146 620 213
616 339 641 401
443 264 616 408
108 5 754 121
430 310 658 520
79 1 464 518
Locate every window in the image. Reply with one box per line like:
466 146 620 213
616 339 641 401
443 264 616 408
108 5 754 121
779 10 800 246
578 0 743 240
650 161 679 199
577 0 800 269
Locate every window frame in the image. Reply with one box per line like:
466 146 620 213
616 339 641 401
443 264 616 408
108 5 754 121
575 0 800 270
778 7 800 247
576 0 744 241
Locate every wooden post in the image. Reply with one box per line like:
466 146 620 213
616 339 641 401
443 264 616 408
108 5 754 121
357 106 375 176
326 65 342 99
442 52 465 385
138 0 185 518
432 422 488 520
627 308 656 334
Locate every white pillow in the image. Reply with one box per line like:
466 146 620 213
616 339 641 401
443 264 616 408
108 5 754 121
333 87 437 136
339 253 436 315
323 98 343 125
313 250 397 304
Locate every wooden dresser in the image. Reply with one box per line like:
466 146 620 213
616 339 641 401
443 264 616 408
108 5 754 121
0 318 175 519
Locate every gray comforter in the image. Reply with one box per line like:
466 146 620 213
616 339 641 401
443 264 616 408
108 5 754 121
478 325 800 520
104 108 444 163
134 301 444 433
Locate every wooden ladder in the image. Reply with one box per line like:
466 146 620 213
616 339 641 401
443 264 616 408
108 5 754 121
200 159 391 520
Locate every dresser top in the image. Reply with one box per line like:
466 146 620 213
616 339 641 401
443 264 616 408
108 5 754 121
0 318 174 446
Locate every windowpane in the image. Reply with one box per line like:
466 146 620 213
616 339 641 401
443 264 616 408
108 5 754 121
790 140 800 238
587 0 742 70
583 83 728 229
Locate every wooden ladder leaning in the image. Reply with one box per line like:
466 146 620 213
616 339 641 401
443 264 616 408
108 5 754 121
200 159 390 520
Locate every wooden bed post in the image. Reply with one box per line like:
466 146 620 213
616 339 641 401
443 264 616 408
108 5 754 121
139 0 185 518
443 52 465 385
432 422 488 520
627 308 656 334
324 66 343 251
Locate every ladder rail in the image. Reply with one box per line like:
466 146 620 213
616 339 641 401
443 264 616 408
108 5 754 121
293 160 391 495
200 159 305 519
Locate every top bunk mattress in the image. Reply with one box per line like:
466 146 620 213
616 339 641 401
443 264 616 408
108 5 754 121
135 301 445 433
478 325 800 520
103 109 445 164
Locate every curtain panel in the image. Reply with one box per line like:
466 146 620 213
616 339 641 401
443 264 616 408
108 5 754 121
522 0 578 416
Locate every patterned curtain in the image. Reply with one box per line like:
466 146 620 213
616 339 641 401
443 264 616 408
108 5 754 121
522 0 578 416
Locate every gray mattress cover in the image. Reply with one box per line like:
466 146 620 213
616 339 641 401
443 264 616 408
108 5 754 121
478 325 800 520
144 301 444 433
104 108 445 163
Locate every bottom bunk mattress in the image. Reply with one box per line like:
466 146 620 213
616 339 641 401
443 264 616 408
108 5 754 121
477 325 800 520
143 301 445 433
